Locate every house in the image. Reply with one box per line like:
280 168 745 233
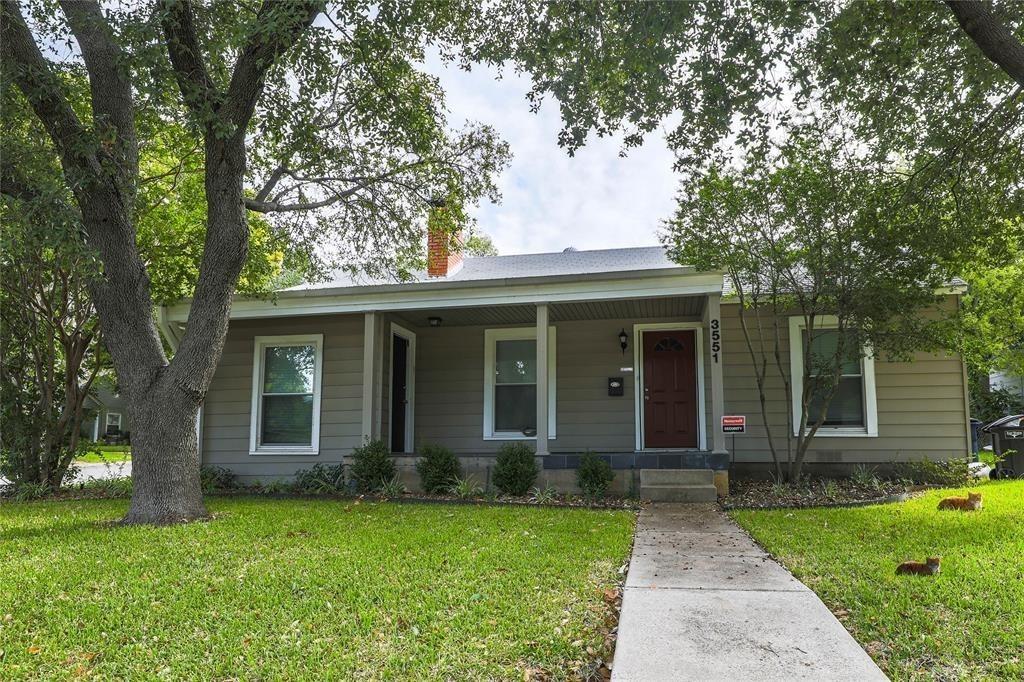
158 236 973 499
81 382 130 444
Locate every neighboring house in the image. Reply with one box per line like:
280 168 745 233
992 369 1024 401
158 237 973 498
81 384 130 443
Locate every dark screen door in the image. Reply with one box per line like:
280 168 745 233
642 329 698 448
390 335 409 453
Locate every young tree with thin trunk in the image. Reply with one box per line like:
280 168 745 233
667 128 1015 481
1 1 508 523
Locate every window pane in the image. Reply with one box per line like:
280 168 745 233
264 345 315 393
494 384 536 432
805 330 860 376
262 394 313 444
495 339 536 384
808 377 865 427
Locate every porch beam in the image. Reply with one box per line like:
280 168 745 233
706 294 727 454
535 303 550 456
361 312 379 442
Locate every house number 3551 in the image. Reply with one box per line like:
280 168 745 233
710 318 721 363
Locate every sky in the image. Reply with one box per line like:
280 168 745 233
425 56 680 256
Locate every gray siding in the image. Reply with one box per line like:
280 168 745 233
201 314 364 482
719 301 970 464
414 316 708 454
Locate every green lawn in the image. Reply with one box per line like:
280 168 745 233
74 445 131 464
732 481 1024 680
0 497 634 680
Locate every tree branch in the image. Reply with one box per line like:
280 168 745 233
946 0 1024 87
220 1 324 132
0 1 96 181
59 0 138 182
159 0 223 121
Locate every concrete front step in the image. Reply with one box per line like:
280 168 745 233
641 484 719 503
640 468 714 487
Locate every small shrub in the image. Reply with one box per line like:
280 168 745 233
448 476 483 499
13 481 51 501
199 465 236 493
378 474 407 498
492 442 538 496
894 458 971 486
293 463 345 494
577 452 614 500
350 439 396 493
530 484 558 505
415 443 462 493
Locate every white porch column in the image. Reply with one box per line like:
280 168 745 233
361 312 379 442
535 303 550 456
706 294 727 454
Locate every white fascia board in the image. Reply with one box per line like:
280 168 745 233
165 271 725 322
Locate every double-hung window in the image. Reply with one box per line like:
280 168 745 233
483 328 556 439
250 334 324 455
105 412 122 435
789 317 877 437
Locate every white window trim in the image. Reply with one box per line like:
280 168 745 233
788 316 877 438
249 334 324 455
483 327 557 440
106 412 122 429
633 322 707 452
389 322 417 454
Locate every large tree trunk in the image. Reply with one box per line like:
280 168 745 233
123 378 206 524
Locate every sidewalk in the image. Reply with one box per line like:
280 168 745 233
612 503 888 681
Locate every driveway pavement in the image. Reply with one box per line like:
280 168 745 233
71 460 131 483
612 503 888 681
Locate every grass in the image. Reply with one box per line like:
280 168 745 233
731 480 1024 680
0 497 634 680
74 445 131 464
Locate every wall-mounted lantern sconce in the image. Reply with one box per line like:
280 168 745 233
618 328 629 354
428 316 443 327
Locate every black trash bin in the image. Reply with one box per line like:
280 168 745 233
983 415 1024 478
970 418 983 457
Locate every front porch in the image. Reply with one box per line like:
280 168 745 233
358 292 731 496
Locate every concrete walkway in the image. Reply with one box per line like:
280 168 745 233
612 504 888 681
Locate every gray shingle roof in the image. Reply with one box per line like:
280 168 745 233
292 245 683 291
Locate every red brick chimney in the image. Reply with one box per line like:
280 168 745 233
427 226 463 278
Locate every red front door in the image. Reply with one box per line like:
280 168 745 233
642 329 698 448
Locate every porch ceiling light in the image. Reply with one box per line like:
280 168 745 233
428 316 443 327
618 328 629 354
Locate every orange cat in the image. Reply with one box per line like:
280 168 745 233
896 556 941 576
937 491 982 511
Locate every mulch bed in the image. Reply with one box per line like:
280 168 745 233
722 477 913 510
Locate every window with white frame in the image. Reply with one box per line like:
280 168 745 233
483 328 556 439
789 317 877 437
105 412 122 435
250 334 324 454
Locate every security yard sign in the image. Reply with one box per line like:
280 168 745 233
722 415 746 433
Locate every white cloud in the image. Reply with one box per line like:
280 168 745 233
426 55 680 256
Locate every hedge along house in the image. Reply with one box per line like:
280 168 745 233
158 236 973 501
